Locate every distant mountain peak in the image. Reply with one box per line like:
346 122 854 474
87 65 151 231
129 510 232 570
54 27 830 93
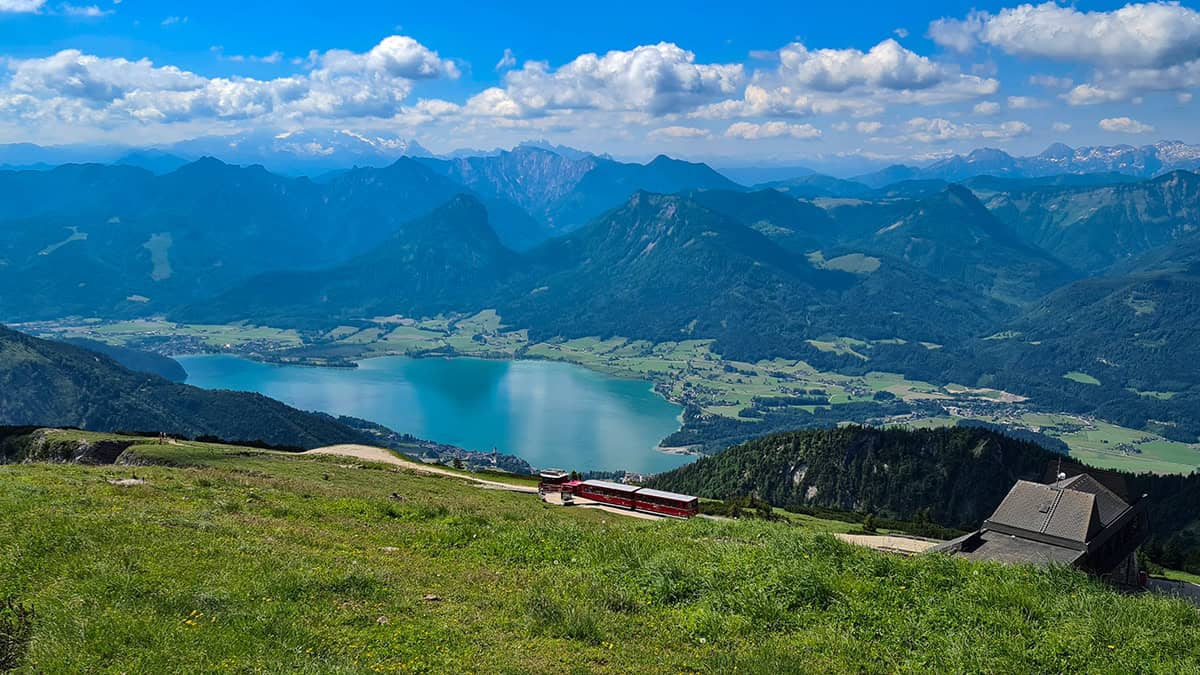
1039 143 1074 159
965 148 1012 163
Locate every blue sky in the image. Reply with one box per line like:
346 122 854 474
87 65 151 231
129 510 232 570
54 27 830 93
0 0 1197 163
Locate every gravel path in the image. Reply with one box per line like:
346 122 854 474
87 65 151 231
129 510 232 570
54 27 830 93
304 444 539 493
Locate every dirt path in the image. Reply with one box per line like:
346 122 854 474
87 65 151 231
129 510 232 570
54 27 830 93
307 445 670 521
304 445 538 494
834 533 940 555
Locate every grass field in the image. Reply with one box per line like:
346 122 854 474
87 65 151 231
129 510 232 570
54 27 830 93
896 413 1200 475
1 438 1198 673
1064 371 1102 386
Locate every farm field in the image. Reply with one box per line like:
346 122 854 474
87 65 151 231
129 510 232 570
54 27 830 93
899 413 1200 475
1 435 1197 672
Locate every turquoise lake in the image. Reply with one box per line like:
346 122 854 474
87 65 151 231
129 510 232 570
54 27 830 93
176 354 691 473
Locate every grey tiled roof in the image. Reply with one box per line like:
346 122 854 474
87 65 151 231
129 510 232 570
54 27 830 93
939 472 1139 571
1053 473 1130 527
986 477 1130 544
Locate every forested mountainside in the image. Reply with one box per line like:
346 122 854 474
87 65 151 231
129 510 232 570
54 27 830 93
182 195 516 326
649 425 1200 573
57 337 187 381
0 325 390 449
957 235 1200 438
183 191 1009 358
0 152 741 321
979 171 1200 273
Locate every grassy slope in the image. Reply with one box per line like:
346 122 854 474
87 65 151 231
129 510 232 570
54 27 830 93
1 440 1198 673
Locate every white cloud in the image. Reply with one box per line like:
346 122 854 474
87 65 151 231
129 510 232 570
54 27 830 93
161 15 186 26
934 3 1200 105
467 43 743 118
495 48 516 71
1180 92 1194 103
1052 122 1072 133
647 125 710 140
927 13 984 53
778 39 959 92
903 116 1031 143
724 121 821 140
1062 83 1127 106
1006 96 1044 109
695 39 997 119
1029 74 1073 89
1098 116 1155 133
212 47 284 65
973 101 1000 116
930 2 1200 68
0 0 45 12
59 3 110 16
0 35 460 128
855 121 883 134
893 28 909 39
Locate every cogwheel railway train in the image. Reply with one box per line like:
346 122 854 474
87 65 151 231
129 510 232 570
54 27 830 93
537 470 699 518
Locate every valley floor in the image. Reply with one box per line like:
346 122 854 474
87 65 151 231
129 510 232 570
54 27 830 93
1 438 1198 672
20 312 1200 475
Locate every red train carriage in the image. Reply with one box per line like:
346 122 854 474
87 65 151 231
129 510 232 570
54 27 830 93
632 488 699 518
576 479 641 509
538 473 700 518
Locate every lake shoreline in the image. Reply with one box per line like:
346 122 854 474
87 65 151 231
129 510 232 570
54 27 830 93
176 352 692 474
181 344 691 448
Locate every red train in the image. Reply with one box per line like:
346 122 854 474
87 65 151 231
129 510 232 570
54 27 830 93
538 471 699 518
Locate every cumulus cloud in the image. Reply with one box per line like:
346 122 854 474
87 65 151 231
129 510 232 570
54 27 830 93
930 2 1200 68
696 39 997 119
0 35 460 128
903 117 1031 143
778 39 967 93
855 121 883 134
1052 122 1072 132
724 121 821 140
934 2 1200 104
0 0 45 12
973 101 1000 116
466 43 743 118
1098 116 1155 133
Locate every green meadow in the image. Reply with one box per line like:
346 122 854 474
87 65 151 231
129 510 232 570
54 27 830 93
1 438 1198 673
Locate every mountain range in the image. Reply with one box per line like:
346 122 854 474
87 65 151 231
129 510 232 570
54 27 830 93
852 141 1200 187
7 142 1200 449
